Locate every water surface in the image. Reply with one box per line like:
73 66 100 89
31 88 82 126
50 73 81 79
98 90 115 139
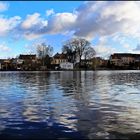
1 71 140 139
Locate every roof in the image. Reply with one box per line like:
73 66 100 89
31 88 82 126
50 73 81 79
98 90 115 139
19 54 36 59
0 59 11 63
111 53 140 59
0 59 5 63
53 53 67 59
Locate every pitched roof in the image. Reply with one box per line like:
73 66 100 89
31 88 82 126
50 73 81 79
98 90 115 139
53 53 67 59
111 53 140 59
19 54 36 59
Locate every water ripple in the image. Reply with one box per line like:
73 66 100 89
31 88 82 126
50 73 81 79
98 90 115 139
1 71 140 139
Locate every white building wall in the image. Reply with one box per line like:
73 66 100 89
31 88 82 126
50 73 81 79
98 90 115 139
60 62 73 70
17 59 24 64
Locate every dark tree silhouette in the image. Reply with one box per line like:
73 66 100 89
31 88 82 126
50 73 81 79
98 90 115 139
62 37 96 68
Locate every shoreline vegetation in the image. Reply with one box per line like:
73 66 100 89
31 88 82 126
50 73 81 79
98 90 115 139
0 68 139 72
1 57 140 71
1 38 140 71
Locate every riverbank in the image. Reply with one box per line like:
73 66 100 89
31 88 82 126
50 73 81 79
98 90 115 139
0 68 139 71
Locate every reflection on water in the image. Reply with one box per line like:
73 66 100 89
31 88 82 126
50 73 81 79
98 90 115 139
1 71 140 139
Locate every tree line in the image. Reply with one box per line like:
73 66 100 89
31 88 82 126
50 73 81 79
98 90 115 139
36 37 96 68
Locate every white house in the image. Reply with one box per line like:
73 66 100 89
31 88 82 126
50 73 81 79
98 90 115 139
17 59 24 64
60 62 73 70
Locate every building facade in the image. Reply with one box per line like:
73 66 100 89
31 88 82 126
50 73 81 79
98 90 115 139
110 53 140 66
17 54 37 70
51 53 68 65
60 62 73 70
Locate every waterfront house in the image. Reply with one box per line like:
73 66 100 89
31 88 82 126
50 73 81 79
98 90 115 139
109 53 140 68
0 59 11 70
51 53 68 69
110 53 136 66
11 58 24 70
60 62 73 70
51 53 68 64
18 54 37 70
19 54 36 61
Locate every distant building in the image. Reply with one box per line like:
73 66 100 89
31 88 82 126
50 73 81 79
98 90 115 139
17 59 24 64
19 54 36 61
51 53 69 70
0 59 4 70
12 58 24 65
60 62 73 70
109 53 140 66
0 59 11 70
79 57 108 69
51 53 68 65
51 53 68 67
92 57 107 66
18 54 37 70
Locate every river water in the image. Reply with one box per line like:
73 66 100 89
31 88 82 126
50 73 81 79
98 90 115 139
1 71 140 139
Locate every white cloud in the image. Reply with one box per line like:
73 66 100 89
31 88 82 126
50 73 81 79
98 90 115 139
73 1 140 40
100 2 140 36
11 1 140 42
21 13 43 29
46 9 54 16
123 44 131 49
0 16 21 36
46 12 77 34
20 13 48 40
19 12 77 40
1 1 140 52
2 2 140 58
0 2 9 12
0 43 10 52
112 34 126 45
23 33 42 40
94 37 116 58
133 44 140 51
95 45 116 58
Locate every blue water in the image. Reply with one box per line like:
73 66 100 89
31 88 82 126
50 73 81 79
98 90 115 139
1 71 140 139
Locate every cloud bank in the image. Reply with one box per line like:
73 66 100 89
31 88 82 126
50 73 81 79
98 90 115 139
2 1 140 41
1 1 140 57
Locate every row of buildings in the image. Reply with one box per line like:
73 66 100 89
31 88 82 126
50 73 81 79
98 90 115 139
109 53 140 69
0 53 108 71
1 53 140 71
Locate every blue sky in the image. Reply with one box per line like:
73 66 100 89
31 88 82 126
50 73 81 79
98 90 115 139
0 1 140 59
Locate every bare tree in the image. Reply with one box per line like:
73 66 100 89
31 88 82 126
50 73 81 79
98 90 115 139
62 37 95 67
84 46 96 60
83 46 96 67
37 43 53 58
36 42 53 66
